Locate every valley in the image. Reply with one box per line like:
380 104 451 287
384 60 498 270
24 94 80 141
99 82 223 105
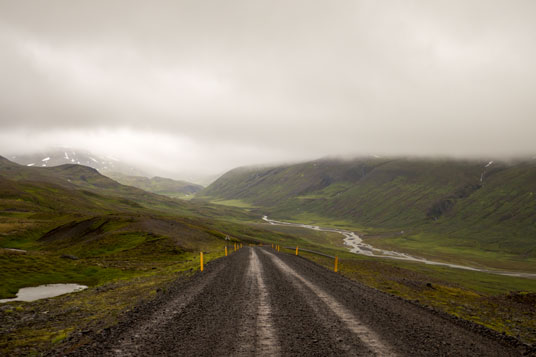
3 2 535 355
198 157 536 274
1 155 536 355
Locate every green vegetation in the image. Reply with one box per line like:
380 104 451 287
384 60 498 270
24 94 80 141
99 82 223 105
0 156 268 354
106 172 203 199
0 251 125 298
209 199 256 209
0 259 206 355
369 232 536 273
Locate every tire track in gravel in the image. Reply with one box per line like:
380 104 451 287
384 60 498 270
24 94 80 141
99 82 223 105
260 248 396 356
234 248 279 356
64 246 530 356
255 247 353 356
267 248 529 356
249 249 280 356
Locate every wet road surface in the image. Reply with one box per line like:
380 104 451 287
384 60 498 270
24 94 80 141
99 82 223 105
66 247 531 356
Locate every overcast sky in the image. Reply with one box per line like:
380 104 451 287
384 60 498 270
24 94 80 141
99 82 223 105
1 1 535 181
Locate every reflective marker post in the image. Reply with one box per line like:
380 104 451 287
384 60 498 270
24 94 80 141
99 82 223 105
334 256 338 272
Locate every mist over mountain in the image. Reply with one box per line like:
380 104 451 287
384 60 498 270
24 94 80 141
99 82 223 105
1 1 536 176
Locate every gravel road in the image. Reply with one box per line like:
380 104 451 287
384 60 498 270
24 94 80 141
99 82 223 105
65 247 533 356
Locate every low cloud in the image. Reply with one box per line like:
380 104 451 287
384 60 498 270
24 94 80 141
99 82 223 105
1 1 535 180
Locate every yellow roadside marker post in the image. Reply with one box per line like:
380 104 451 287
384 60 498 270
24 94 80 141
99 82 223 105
296 246 299 256
200 252 204 272
234 243 237 252
225 246 228 257
334 256 338 272
277 245 280 252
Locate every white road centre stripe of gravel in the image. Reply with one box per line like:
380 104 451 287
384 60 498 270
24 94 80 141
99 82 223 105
264 250 396 356
249 249 280 356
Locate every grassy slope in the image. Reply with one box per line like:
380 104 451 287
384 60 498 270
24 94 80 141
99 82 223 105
199 157 536 269
0 156 265 295
106 172 203 199
0 156 289 354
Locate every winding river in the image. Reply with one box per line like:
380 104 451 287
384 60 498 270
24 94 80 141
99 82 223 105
262 216 536 279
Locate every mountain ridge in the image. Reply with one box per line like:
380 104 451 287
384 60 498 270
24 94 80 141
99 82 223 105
0 155 190 217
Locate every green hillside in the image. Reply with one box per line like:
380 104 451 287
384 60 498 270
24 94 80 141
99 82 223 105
106 172 203 199
0 156 258 299
199 157 536 264
0 156 193 215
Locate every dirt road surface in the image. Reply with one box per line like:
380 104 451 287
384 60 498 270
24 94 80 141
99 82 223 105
63 247 533 356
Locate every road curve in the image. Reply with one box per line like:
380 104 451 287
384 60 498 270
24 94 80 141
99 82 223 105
64 247 531 356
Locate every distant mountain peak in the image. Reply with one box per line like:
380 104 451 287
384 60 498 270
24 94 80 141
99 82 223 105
8 149 146 176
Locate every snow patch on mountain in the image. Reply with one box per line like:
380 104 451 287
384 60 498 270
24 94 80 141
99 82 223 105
480 161 494 183
10 148 147 178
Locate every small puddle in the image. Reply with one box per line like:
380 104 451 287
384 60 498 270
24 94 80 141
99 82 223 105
0 284 87 303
